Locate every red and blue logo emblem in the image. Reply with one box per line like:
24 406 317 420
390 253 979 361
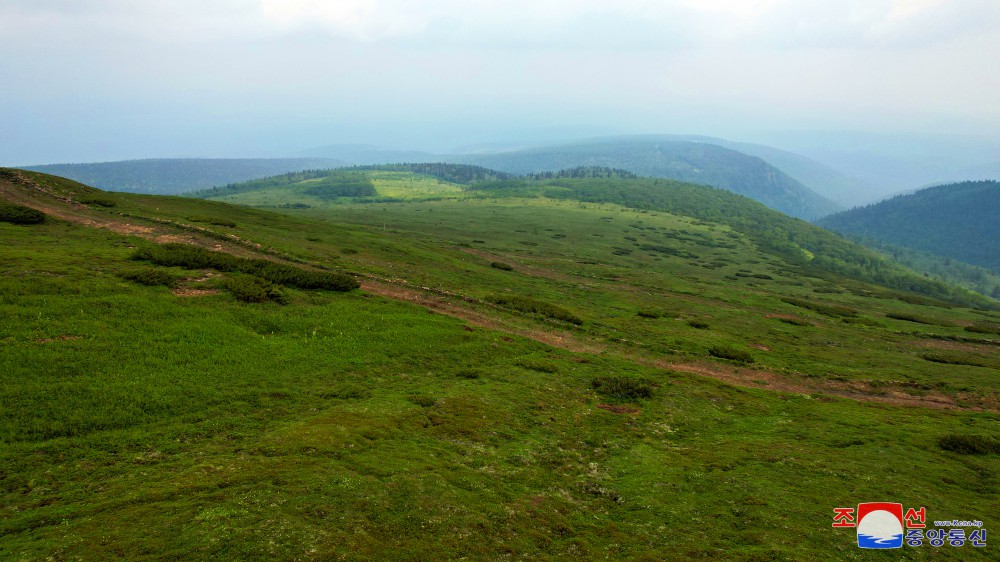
856 502 904 549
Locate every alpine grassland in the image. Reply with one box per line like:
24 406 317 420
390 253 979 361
2 167 999 560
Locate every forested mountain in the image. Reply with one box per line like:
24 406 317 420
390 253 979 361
452 139 841 220
20 158 342 195
819 180 1000 273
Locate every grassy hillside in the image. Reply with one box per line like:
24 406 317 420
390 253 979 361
3 168 1000 559
452 139 841 220
20 158 343 195
819 181 1000 274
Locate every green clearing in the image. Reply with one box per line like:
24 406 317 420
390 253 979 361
2 168 999 559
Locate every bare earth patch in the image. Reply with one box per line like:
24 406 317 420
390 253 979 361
35 335 82 344
172 288 221 297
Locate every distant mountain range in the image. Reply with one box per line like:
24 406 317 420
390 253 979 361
818 180 1000 274
21 158 342 195
447 138 842 220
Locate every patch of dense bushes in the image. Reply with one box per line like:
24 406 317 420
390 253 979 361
886 312 947 325
78 197 116 208
709 346 755 363
131 243 358 291
939 434 1000 455
0 202 45 224
591 376 655 400
921 353 990 368
225 275 288 304
490 261 513 271
781 297 857 318
488 294 583 325
188 216 237 227
119 267 178 287
965 323 1000 335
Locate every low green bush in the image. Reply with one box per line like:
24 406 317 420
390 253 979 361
781 297 857 318
188 216 237 227
939 434 1000 455
709 346 755 363
591 376 655 400
688 320 710 329
225 275 289 304
488 294 583 325
119 267 177 287
78 197 116 208
921 353 989 368
132 243 358 292
0 202 45 224
490 261 514 271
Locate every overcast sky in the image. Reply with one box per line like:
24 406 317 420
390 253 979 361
3 0 999 164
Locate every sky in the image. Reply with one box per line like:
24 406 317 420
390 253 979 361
2 0 999 164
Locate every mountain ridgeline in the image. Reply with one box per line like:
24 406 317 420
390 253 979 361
819 181 1000 274
201 163 995 309
21 158 343 195
455 139 842 220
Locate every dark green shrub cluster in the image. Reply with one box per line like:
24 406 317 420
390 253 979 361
78 197 116 208
408 394 437 407
637 309 662 319
321 383 369 400
518 360 558 373
781 297 857 318
225 275 289 304
188 216 237 227
132 243 358 291
591 376 655 400
965 323 1000 335
488 294 583 325
0 202 45 224
490 261 514 271
709 346 755 363
778 317 812 327
735 272 773 280
939 434 1000 455
119 267 177 288
922 353 989 368
456 369 481 379
688 320 710 329
886 312 939 325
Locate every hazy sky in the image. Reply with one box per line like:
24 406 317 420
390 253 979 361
3 0 999 164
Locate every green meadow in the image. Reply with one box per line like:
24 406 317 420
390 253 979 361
2 168 998 560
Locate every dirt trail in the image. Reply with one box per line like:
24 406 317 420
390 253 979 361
4 170 992 411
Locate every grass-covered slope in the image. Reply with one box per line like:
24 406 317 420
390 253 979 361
453 139 841 220
20 158 343 195
3 168 1000 560
819 181 1000 275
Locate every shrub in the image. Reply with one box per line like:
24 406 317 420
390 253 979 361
637 309 662 319
518 360 558 373
591 376 655 400
408 394 437 408
921 353 989 368
119 267 177 287
132 244 358 292
188 216 236 227
490 261 514 271
488 294 583 325
778 317 811 327
0 202 45 224
688 320 710 329
781 297 857 318
456 369 481 379
938 434 1000 455
78 197 116 208
709 346 755 363
225 275 288 304
887 312 939 325
965 323 1000 335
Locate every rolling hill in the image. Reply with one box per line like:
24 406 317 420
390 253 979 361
451 138 841 220
819 180 1000 274
2 166 999 559
21 158 343 195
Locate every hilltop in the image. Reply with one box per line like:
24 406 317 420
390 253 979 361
2 167 999 560
819 181 1000 275
452 138 841 220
